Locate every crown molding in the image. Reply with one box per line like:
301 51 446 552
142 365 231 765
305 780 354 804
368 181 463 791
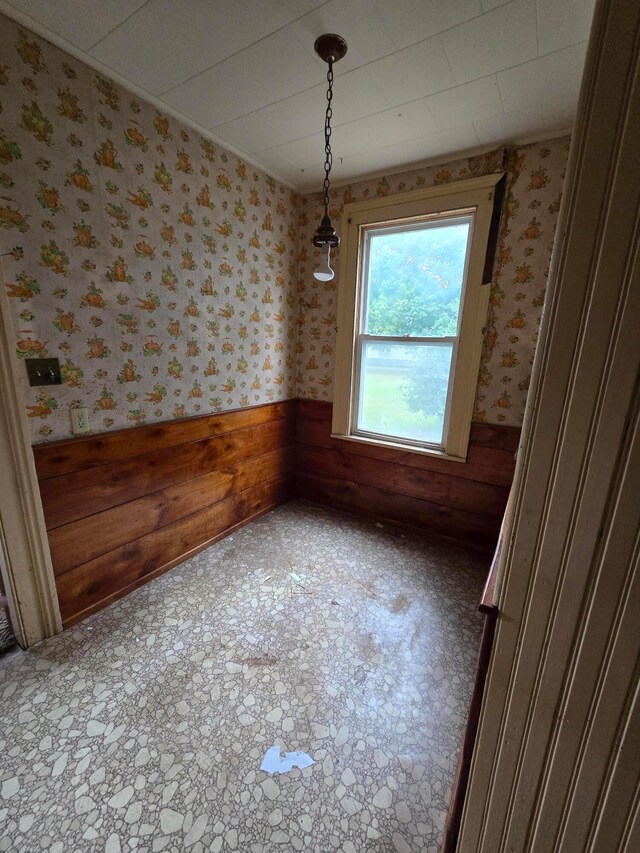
0 2 300 193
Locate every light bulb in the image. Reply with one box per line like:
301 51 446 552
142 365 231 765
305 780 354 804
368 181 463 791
313 248 334 282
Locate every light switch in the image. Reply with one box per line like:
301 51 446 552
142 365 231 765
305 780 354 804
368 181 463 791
25 358 61 386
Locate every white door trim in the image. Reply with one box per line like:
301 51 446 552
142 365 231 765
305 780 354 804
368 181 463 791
0 259 62 647
459 0 640 849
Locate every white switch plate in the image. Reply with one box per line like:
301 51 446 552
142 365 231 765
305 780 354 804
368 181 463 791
70 406 90 435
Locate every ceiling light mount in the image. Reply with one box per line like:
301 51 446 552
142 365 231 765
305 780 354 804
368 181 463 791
313 33 348 65
311 33 347 280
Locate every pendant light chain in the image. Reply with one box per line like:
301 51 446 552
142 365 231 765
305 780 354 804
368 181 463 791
311 34 346 255
322 59 334 216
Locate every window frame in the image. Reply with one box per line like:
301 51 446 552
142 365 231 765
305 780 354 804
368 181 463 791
332 172 503 462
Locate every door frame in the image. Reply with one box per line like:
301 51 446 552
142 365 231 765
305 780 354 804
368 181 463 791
459 0 640 848
0 258 61 648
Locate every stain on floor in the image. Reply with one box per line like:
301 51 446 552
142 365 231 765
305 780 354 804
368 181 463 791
389 594 411 616
0 501 486 852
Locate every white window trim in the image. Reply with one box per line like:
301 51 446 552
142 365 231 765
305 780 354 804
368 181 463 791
332 172 503 462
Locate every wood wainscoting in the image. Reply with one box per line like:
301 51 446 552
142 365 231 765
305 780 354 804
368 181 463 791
32 398 516 626
295 399 519 551
32 400 295 626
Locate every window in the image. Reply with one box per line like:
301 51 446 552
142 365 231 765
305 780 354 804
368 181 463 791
332 173 502 461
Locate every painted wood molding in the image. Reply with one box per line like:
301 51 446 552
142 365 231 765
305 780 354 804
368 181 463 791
0 260 62 647
459 0 640 850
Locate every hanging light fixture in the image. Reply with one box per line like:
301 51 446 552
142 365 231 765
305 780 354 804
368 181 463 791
312 33 347 282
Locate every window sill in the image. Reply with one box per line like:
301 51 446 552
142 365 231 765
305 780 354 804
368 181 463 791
330 431 467 463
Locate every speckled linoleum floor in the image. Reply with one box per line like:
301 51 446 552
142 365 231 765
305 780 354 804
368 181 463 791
0 501 486 853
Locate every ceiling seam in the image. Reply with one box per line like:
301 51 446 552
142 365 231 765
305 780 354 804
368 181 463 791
209 24 583 138
437 32 459 86
299 125 573 194
0 1 303 191
246 40 584 161
86 0 153 51
158 3 495 100
155 0 335 97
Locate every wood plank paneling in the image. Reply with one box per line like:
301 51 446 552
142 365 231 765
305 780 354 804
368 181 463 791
40 417 293 530
295 399 518 551
56 477 289 626
34 401 295 626
295 403 517 488
33 400 294 479
297 471 500 550
34 398 516 625
48 446 293 575
297 445 508 517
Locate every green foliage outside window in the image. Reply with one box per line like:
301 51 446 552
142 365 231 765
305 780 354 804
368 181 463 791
365 223 468 420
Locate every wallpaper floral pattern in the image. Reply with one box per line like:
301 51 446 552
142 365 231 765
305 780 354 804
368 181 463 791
296 138 570 426
0 13 569 442
0 16 299 442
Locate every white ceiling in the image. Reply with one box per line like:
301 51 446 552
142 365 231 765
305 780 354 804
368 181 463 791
1 0 595 191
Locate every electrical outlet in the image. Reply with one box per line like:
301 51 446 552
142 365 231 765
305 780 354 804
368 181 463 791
70 407 90 436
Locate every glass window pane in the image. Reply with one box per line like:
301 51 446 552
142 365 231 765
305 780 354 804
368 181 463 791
357 341 453 445
364 217 471 337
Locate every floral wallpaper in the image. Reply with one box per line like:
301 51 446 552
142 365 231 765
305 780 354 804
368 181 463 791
296 137 570 426
0 13 569 443
0 15 299 443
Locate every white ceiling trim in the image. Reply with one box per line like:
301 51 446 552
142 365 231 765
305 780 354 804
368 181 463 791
0 1 577 195
0 1 300 191
304 125 572 196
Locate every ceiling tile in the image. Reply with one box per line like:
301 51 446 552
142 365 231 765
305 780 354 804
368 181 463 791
372 0 482 50
327 123 480 191
215 90 323 155
290 0 397 73
426 76 503 130
257 132 326 171
497 41 587 114
4 0 146 50
412 123 480 161
367 37 456 105
90 0 305 95
292 163 327 191
328 138 426 184
214 67 389 154
163 29 320 127
332 100 439 159
254 97 438 174
326 66 394 126
440 0 538 84
481 0 511 9
542 93 578 128
473 103 544 144
536 0 595 56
